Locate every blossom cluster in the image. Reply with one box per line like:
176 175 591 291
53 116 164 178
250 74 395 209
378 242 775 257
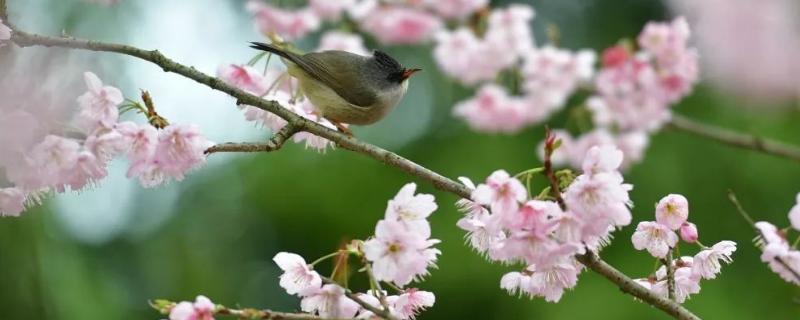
0 72 212 217
456 145 633 302
244 0 488 45
631 194 736 303
754 194 800 285
267 183 438 319
444 5 597 133
543 17 699 170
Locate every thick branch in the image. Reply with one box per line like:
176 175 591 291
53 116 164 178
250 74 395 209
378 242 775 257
8 25 696 319
206 123 298 154
576 251 700 320
669 114 800 163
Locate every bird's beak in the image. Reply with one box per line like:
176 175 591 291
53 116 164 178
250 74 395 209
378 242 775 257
401 68 422 80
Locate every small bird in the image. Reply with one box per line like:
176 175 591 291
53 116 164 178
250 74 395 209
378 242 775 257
249 42 421 135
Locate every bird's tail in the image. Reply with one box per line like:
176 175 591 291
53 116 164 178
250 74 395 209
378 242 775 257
249 42 301 64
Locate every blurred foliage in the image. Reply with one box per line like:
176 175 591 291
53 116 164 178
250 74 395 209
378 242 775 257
2 0 800 319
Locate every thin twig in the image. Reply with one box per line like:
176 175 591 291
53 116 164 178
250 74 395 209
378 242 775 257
543 128 566 210
205 123 298 154
576 251 700 320
7 22 699 320
321 277 398 320
151 300 331 320
727 190 800 284
665 249 676 301
669 114 800 163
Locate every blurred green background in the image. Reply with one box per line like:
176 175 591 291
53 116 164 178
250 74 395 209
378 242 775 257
2 0 800 319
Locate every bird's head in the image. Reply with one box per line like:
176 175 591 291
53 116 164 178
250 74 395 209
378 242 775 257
373 50 422 83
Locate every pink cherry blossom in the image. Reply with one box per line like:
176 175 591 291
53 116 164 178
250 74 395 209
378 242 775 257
564 172 632 237
679 222 698 243
655 194 689 230
25 135 81 190
360 7 442 44
291 101 338 152
601 45 630 68
385 183 437 237
84 125 129 162
425 0 487 19
652 266 700 303
484 5 534 60
789 193 800 231
631 221 678 258
692 240 736 280
61 151 107 192
153 124 213 181
76 72 123 130
521 46 595 113
169 295 215 320
499 262 580 302
217 64 270 96
0 188 26 217
363 219 440 286
432 28 509 85
120 123 159 180
308 0 354 21
471 169 526 217
300 284 360 318
581 145 623 176
273 252 322 296
393 289 435 320
452 84 530 133
500 269 534 297
0 19 11 42
317 31 369 56
246 1 320 41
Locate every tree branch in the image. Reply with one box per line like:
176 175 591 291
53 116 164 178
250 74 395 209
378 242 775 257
669 114 800 163
152 300 332 320
576 251 700 320
7 24 698 320
205 123 298 154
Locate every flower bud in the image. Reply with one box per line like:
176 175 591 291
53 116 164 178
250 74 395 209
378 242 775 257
680 222 698 243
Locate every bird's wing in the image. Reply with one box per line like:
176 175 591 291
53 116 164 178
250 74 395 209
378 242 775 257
292 51 378 107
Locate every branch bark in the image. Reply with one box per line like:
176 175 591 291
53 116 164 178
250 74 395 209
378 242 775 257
322 277 398 320
205 123 298 154
669 114 800 163
8 23 698 320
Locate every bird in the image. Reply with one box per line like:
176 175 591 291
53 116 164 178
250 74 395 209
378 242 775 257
249 42 421 135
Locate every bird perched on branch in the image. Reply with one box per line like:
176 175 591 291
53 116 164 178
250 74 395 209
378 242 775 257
249 42 421 136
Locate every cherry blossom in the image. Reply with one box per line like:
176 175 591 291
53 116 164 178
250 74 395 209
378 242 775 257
0 188 26 217
273 252 322 296
363 219 440 286
317 31 369 56
788 193 800 231
652 266 700 303
217 64 270 96
393 289 435 320
300 284 360 318
360 7 442 44
692 241 736 280
631 221 678 258
425 0 487 19
520 46 595 113
655 194 689 230
471 169 526 217
385 183 437 237
153 124 213 181
246 1 320 41
169 295 215 320
76 72 123 130
308 0 353 21
452 84 530 133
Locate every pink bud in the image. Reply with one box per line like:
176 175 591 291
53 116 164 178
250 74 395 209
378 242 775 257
680 222 698 243
601 45 629 68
